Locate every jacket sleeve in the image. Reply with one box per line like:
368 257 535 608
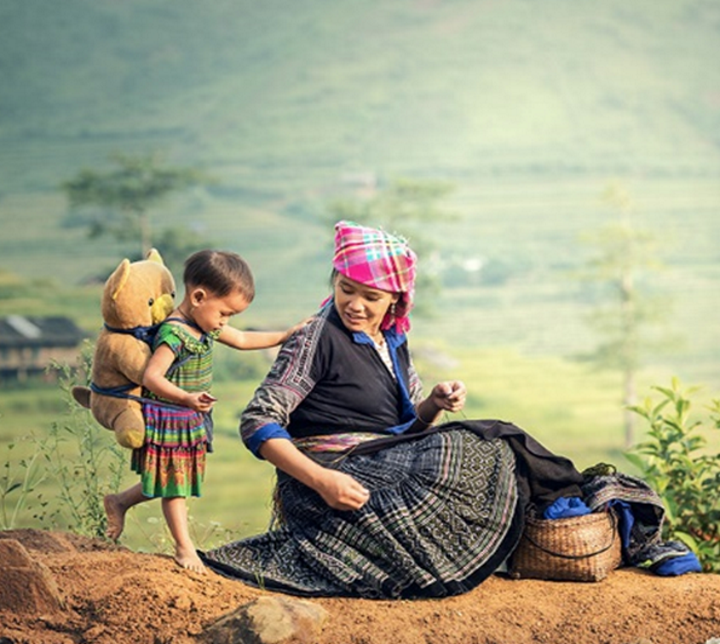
240 315 325 457
407 353 424 405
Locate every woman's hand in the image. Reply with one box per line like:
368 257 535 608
259 438 370 511
414 380 467 429
315 469 371 511
430 380 467 413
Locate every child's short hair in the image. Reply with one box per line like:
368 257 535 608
184 250 255 302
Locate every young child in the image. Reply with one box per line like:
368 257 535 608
103 249 305 573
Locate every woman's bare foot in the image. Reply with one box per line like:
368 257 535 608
104 494 126 541
175 544 206 574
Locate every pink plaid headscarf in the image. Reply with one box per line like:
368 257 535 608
332 220 417 334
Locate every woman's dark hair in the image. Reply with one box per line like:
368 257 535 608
183 250 255 302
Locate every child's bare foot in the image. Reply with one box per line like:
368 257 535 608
175 545 206 574
104 494 126 541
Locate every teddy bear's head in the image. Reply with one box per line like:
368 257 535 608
101 248 176 329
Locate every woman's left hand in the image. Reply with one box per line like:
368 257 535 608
430 380 467 413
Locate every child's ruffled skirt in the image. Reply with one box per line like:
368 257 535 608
131 402 207 498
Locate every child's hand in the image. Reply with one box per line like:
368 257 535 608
185 391 217 412
282 317 314 343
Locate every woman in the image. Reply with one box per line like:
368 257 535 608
202 221 584 598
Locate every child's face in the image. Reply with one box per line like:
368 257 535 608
189 287 249 333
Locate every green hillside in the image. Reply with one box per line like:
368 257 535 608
2 0 719 189
0 0 718 384
0 0 718 544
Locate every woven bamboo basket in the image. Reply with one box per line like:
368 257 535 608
508 510 622 582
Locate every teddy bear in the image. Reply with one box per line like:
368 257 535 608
72 249 176 448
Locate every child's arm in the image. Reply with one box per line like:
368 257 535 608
142 344 215 412
218 318 311 351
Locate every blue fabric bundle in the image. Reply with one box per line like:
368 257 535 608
542 496 591 519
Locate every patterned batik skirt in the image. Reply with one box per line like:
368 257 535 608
131 401 207 498
202 427 522 598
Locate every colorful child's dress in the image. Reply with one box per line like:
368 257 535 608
131 321 219 499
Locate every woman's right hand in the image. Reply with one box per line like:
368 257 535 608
315 469 371 511
259 438 370 511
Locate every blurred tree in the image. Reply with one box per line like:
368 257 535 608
152 226 215 282
61 153 207 257
579 183 668 447
324 178 457 317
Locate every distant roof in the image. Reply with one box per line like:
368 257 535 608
0 316 88 349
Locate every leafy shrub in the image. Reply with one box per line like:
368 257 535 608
34 357 127 538
0 351 126 537
0 438 49 530
626 378 720 572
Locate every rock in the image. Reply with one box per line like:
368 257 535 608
200 595 330 644
0 539 63 614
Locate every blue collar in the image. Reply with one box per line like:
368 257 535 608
351 327 406 349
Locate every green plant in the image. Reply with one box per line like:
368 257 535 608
189 515 241 552
127 511 241 556
626 377 720 572
33 357 127 538
127 514 173 554
0 437 49 530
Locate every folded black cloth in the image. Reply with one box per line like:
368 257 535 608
354 419 585 513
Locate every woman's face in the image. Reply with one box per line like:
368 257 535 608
333 274 399 339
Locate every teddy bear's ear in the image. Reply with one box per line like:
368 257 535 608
107 259 131 302
146 248 165 266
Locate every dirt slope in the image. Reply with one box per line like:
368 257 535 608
0 530 718 644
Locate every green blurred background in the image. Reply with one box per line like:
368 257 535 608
1 0 718 551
